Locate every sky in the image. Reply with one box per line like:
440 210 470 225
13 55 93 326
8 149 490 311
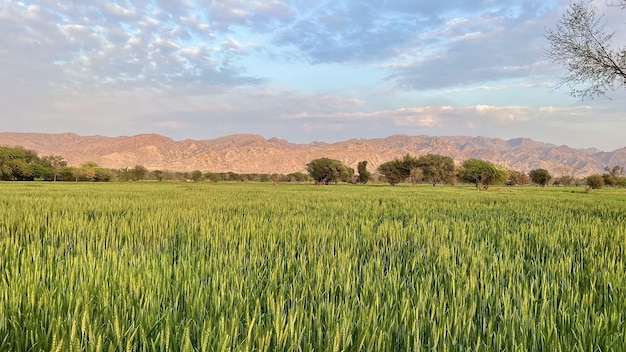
1 0 625 151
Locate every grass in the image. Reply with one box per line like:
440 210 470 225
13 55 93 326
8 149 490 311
0 182 624 351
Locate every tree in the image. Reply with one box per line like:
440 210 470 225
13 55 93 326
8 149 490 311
153 170 164 182
545 1 626 98
377 154 421 186
457 159 507 190
416 154 456 186
306 158 353 184
586 174 604 189
357 161 371 184
204 172 221 182
190 170 203 182
603 165 624 186
553 165 580 188
0 146 37 180
377 159 405 186
93 168 111 182
408 168 423 186
286 172 310 183
40 155 67 182
529 168 552 187
506 170 530 186
131 165 148 181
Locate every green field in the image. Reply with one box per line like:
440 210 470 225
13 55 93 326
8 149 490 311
1 182 625 351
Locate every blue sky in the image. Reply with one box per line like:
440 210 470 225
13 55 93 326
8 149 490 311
1 0 625 151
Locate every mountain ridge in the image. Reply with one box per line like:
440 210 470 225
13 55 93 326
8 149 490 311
1 132 624 176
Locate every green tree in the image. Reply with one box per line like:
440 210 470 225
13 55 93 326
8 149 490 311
286 172 310 182
457 159 507 190
40 155 67 182
0 146 38 180
131 165 148 181
59 166 75 181
586 174 604 189
153 170 164 182
603 165 624 187
357 161 371 184
306 158 353 185
94 168 111 182
377 159 405 186
377 154 421 186
190 170 203 182
416 154 456 186
204 172 221 182
529 168 552 187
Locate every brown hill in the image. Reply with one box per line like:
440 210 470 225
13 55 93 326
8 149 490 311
1 132 623 176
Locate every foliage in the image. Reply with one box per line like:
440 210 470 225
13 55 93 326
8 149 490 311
0 183 625 350
0 146 35 180
457 158 507 190
285 172 311 183
356 161 371 184
306 158 353 184
506 170 530 186
377 158 405 186
586 174 605 189
603 165 625 187
529 168 552 187
545 1 626 98
190 170 203 182
416 154 456 186
408 167 423 186
378 154 455 186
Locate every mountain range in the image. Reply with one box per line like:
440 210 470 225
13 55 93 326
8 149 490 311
1 132 624 176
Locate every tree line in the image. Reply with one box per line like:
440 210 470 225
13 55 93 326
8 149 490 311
0 146 310 183
306 155 626 190
2 145 624 189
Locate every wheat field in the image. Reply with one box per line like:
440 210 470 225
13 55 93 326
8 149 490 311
1 182 625 351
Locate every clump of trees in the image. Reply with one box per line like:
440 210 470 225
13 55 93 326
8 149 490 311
377 154 455 186
603 165 626 187
3 144 624 190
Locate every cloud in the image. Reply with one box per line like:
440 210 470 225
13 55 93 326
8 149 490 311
387 12 559 90
0 0 264 97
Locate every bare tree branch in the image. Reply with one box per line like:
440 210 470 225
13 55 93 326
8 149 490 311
545 2 626 98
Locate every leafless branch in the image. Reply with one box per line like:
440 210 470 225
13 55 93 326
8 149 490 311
545 2 626 98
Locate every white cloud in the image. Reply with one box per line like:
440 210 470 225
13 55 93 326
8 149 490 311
1 0 625 151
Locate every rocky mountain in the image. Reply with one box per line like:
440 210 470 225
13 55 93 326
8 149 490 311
1 132 624 176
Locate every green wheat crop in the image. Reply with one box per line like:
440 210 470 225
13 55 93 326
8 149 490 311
0 182 624 351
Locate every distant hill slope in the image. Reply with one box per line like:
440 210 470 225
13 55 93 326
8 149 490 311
1 132 624 175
